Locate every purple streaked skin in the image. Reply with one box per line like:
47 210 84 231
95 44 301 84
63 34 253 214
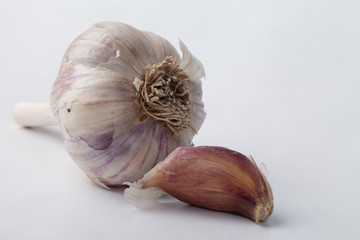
54 79 203 187
138 146 274 222
87 120 155 167
64 117 179 186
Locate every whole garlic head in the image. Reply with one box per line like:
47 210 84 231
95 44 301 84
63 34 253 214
50 22 205 187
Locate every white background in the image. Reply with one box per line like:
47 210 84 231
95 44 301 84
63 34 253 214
1 0 360 239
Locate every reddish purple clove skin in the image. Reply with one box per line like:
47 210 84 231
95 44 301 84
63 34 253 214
132 146 274 223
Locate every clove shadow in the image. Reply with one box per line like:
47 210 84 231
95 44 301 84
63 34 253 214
111 186 284 227
258 213 283 227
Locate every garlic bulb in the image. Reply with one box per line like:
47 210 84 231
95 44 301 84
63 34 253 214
13 22 206 188
124 146 273 223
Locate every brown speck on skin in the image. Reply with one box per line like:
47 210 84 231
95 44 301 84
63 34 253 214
67 108 71 113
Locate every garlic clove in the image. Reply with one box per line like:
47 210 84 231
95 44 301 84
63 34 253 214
124 146 273 223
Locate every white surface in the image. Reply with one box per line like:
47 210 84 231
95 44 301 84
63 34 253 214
1 0 360 239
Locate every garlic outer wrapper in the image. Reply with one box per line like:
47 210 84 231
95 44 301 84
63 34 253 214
50 22 206 187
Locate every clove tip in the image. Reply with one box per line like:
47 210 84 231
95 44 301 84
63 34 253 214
254 201 274 223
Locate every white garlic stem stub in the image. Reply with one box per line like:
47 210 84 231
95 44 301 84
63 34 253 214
13 22 206 188
13 102 57 127
124 146 274 223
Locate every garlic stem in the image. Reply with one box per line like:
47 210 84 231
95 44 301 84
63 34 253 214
12 102 57 127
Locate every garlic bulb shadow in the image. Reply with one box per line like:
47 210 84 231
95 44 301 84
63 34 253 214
20 126 64 144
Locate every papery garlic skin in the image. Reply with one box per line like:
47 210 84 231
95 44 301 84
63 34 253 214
124 146 273 223
50 22 205 187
